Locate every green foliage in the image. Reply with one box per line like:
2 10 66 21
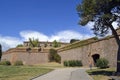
96 58 109 68
0 44 2 61
49 49 61 63
49 49 57 62
63 60 82 67
14 61 23 66
70 39 80 43
0 65 53 80
76 60 83 66
16 44 23 47
77 0 96 25
77 0 120 36
54 54 61 63
44 43 47 47
63 61 69 67
53 40 59 48
0 60 11 66
29 38 39 47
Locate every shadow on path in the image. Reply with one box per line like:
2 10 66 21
88 70 114 76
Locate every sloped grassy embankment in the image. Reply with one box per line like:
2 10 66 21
0 62 63 80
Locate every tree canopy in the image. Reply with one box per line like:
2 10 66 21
53 40 61 48
16 44 23 47
77 0 120 36
29 38 39 47
70 39 80 43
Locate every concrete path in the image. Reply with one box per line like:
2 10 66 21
70 68 93 80
32 68 93 80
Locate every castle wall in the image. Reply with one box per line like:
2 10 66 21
1 35 119 66
58 37 118 67
2 51 49 65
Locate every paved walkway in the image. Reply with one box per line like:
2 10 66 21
32 68 93 80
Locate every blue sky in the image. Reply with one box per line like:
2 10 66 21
0 0 95 51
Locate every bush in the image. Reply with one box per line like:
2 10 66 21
49 49 61 63
14 61 23 66
76 60 83 66
63 60 82 67
69 60 74 67
54 54 61 63
96 58 109 68
0 60 11 66
64 61 69 66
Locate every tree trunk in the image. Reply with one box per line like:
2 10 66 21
117 46 120 73
109 24 120 73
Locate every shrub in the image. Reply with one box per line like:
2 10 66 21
14 61 23 66
76 60 83 66
96 58 109 68
69 60 74 67
63 60 82 67
64 61 69 66
0 60 11 66
54 54 61 63
49 49 61 63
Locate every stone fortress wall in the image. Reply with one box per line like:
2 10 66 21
2 48 49 65
57 28 120 67
2 41 69 65
2 29 120 66
58 37 118 67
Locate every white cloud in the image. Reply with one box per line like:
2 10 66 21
50 30 93 42
19 30 93 43
20 30 49 41
85 21 94 29
112 22 119 29
0 36 22 51
0 30 94 51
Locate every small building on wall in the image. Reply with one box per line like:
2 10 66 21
23 41 68 48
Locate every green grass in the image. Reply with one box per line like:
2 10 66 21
86 68 115 80
0 65 53 80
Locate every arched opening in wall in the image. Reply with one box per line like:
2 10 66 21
92 54 100 66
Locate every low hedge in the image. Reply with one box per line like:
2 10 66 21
96 58 109 68
0 60 11 66
64 60 82 67
14 61 23 66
